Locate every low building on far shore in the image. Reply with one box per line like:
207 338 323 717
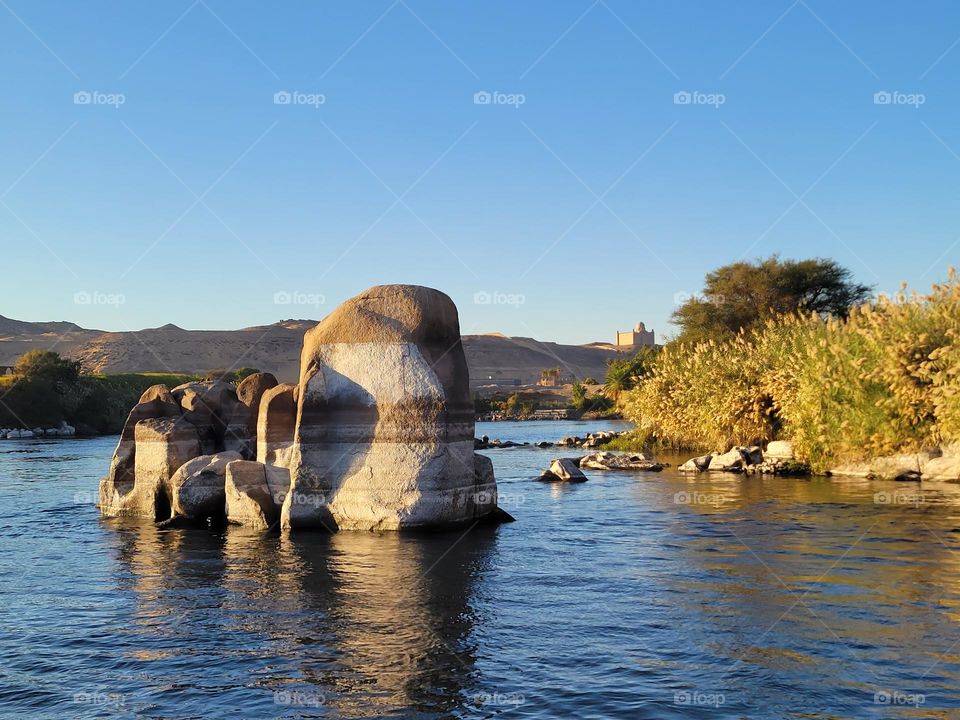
616 322 655 347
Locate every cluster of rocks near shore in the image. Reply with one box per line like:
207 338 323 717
829 445 960 481
557 431 626 449
0 421 76 439
98 285 511 531
538 451 664 482
474 430 628 452
678 441 809 475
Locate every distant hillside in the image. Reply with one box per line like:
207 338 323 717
0 314 96 338
462 334 622 386
0 316 625 384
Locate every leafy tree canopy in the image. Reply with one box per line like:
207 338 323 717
13 350 82 383
671 256 871 345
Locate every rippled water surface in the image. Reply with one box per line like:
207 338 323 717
3 420 960 718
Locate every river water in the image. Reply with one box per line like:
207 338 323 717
1 419 960 718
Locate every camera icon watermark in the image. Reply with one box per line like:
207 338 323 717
273 90 326 108
473 290 525 308
873 490 925 507
287 492 327 508
673 90 725 108
73 689 125 709
873 90 925 108
674 491 726 508
273 690 325 707
473 691 525 707
273 290 325 308
73 90 126 108
674 690 726 707
473 90 526 108
873 689 925 706
73 290 125 308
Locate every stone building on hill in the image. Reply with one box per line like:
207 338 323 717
616 322 655 347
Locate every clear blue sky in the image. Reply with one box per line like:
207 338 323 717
2 1 959 344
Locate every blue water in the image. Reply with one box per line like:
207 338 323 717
2 421 960 718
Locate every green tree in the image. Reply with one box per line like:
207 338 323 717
570 381 587 409
671 256 871 345
13 350 82 382
604 346 660 403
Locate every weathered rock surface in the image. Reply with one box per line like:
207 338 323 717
708 448 748 472
921 449 960 481
105 384 181 493
765 440 795 460
225 460 278 529
285 285 498 530
256 383 297 505
100 416 200 518
99 284 507 531
170 451 241 520
172 380 237 455
224 372 278 458
679 454 713 473
831 450 942 481
538 458 587 482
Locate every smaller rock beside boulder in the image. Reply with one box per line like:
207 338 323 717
170 451 242 520
538 458 588 483
679 454 713 473
225 460 278 529
830 452 937 481
765 440 794 460
224 372 278 459
708 448 749 472
922 449 960 481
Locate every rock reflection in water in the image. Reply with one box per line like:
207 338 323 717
109 520 497 717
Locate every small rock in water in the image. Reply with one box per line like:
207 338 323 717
538 458 587 483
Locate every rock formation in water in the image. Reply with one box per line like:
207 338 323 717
98 285 510 531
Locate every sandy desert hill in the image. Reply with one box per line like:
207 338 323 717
0 315 625 385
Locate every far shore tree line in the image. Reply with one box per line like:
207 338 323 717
0 353 260 434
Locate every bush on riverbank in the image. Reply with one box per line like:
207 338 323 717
623 271 960 472
0 361 199 435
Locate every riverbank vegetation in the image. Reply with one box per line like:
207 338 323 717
0 351 205 434
613 260 959 472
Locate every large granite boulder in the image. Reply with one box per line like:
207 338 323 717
285 284 496 530
224 372 278 459
98 284 506 532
